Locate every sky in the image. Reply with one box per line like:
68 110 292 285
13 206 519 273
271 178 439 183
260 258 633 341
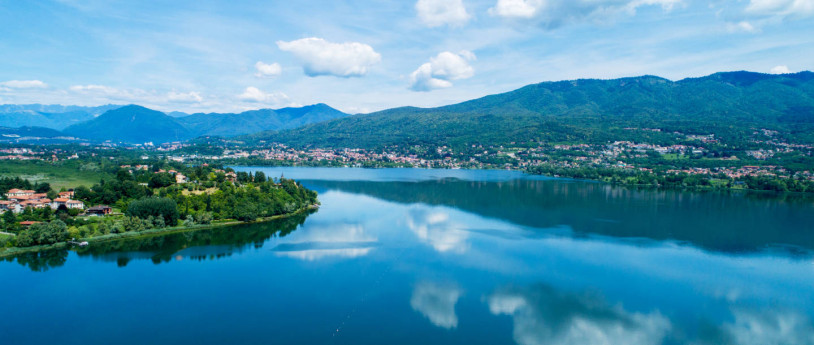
0 0 812 114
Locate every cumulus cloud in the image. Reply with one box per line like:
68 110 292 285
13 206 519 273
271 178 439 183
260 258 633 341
0 80 48 89
488 284 671 345
237 86 290 104
488 0 544 18
409 51 476 92
276 37 381 78
410 282 463 329
254 61 282 78
770 65 792 74
488 0 682 28
416 0 471 27
745 0 814 18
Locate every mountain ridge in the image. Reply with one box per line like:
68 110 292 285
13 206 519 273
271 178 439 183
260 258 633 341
244 71 814 148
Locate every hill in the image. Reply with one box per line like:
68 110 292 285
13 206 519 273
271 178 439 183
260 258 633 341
0 104 121 130
246 71 814 148
177 103 349 137
60 103 349 144
0 126 82 144
64 105 193 144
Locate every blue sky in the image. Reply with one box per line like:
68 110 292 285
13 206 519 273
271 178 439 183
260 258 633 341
0 0 812 113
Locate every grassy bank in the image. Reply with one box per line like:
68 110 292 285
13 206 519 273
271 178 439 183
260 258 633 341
0 205 318 259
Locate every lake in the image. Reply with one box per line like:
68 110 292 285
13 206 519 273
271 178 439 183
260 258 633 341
2 167 813 344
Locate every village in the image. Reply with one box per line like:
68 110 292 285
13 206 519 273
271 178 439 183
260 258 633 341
0 188 112 217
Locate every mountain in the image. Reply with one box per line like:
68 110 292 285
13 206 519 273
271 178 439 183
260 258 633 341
0 104 121 130
60 103 350 144
177 103 349 137
247 71 814 148
63 105 193 144
0 126 84 144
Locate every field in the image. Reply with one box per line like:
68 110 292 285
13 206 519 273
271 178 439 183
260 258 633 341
0 160 112 190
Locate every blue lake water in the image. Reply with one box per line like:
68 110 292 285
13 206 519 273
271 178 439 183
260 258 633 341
2 167 813 344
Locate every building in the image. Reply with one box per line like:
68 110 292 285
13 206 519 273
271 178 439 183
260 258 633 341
5 189 35 198
86 205 112 216
175 173 188 184
58 190 75 199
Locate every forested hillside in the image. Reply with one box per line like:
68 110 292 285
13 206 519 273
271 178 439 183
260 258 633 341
248 71 814 148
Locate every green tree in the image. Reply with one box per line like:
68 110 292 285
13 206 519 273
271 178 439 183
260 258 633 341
126 197 180 226
149 173 174 189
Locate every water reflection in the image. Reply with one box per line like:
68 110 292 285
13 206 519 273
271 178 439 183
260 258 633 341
407 209 470 253
304 179 814 255
68 211 311 268
2 168 813 345
1 249 68 272
271 222 377 261
410 281 463 329
718 308 814 345
488 284 671 345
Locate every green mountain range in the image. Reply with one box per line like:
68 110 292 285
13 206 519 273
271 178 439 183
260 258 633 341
247 71 814 148
176 103 349 138
60 103 350 144
0 104 121 130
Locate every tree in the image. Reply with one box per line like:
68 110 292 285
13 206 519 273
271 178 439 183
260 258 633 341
3 210 17 226
116 169 133 182
254 171 266 183
15 220 69 247
149 173 175 189
126 197 180 226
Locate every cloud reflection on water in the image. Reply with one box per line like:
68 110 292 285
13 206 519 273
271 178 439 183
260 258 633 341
271 222 377 261
410 281 463 329
407 208 470 253
488 284 671 345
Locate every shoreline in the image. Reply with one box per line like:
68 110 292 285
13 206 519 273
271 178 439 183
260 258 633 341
0 205 318 259
231 165 814 196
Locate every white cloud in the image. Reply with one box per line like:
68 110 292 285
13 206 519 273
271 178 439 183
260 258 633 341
0 80 48 89
416 0 471 27
727 20 760 33
488 0 544 18
237 86 289 104
770 65 792 74
745 0 814 18
254 61 282 78
488 0 682 28
70 85 204 105
69 84 137 100
409 51 476 92
410 282 463 329
276 37 381 78
166 91 203 103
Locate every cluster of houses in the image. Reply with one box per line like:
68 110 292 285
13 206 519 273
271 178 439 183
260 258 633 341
0 188 114 216
0 189 84 213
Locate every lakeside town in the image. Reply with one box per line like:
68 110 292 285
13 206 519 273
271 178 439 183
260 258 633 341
2 125 813 186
